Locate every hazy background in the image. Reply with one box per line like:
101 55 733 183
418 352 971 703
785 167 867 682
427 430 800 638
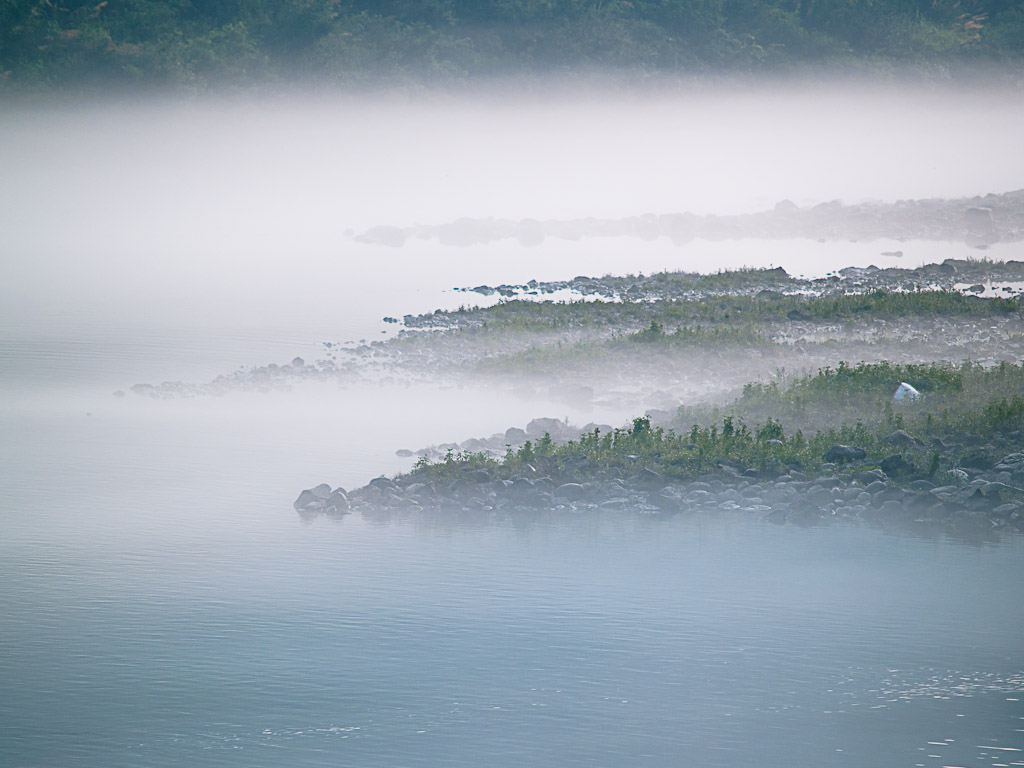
3 84 1023 386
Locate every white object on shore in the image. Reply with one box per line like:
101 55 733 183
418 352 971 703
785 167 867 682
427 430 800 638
893 382 921 402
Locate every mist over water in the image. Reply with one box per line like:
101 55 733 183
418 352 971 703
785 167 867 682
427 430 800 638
3 81 1024 766
3 84 1024 352
3 84 1024 390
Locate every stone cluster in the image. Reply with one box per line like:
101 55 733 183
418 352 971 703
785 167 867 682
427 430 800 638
296 450 1024 536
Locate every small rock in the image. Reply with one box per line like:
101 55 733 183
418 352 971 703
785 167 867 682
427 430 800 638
555 483 586 501
856 469 887 484
879 499 905 514
864 480 889 495
945 468 970 484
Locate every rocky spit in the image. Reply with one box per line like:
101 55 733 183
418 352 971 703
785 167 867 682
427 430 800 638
125 256 1024 406
296 445 1024 540
438 256 1024 309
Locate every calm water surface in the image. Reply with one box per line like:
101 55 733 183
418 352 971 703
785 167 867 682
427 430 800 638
2 383 1023 767
3 93 1024 767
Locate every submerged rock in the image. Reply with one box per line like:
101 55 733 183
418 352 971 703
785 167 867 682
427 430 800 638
295 483 346 513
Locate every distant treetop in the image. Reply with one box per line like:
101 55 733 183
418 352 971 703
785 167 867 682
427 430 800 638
2 0 1022 91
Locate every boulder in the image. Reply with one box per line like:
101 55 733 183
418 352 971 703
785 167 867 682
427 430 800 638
504 427 528 444
633 468 666 490
883 429 922 448
555 483 586 501
893 382 920 402
992 502 1023 518
325 490 350 513
527 417 564 437
855 469 887 484
880 454 914 476
307 483 330 498
960 452 995 470
293 489 322 511
824 445 866 463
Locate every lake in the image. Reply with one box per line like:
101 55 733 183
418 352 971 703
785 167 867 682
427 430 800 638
2 88 1024 767
3 405 1023 766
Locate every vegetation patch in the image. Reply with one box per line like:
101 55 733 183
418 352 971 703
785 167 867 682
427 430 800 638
4 0 1023 91
407 360 1024 486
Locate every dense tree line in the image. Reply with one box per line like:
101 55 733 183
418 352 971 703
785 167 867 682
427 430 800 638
1 0 1022 90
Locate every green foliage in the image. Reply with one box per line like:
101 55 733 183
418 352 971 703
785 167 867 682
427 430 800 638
451 285 1017 378
625 321 765 346
424 288 1018 337
408 447 500 480
633 320 665 342
682 359 1024 440
402 359 1024 491
3 0 1021 90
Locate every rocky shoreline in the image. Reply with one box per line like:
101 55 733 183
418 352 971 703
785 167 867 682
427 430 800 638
297 438 1024 539
126 255 1024 406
